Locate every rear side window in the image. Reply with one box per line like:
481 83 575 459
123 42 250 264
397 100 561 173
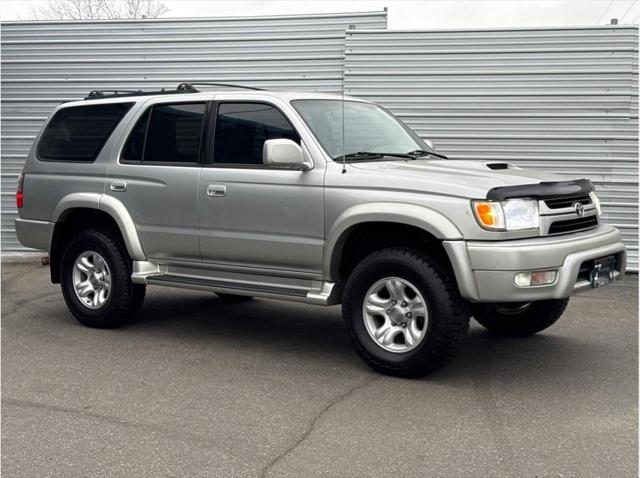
122 109 149 162
37 103 133 162
214 103 299 166
122 103 206 164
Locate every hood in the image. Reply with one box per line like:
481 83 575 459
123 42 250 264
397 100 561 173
347 159 572 199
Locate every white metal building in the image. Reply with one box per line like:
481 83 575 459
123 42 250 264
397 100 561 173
344 25 639 268
1 11 638 268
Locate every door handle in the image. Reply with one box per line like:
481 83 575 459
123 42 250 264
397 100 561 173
110 181 127 192
206 184 227 197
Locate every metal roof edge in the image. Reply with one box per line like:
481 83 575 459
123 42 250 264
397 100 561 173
347 25 639 34
0 10 388 26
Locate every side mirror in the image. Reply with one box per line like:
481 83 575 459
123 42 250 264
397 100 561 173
263 139 311 170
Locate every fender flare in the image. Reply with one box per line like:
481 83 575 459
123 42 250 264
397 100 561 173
52 193 146 260
324 202 463 280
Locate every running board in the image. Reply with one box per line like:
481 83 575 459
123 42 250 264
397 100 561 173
131 261 339 306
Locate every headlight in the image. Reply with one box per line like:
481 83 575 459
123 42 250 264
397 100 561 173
472 199 539 231
589 191 602 215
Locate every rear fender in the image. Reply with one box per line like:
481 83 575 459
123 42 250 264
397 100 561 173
52 193 145 260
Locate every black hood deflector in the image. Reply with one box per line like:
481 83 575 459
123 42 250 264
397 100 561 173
486 179 593 201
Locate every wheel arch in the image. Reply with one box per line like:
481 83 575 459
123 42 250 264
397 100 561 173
49 193 145 283
326 203 463 282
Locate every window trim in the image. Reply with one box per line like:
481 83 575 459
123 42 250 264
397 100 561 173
36 102 134 163
207 100 302 169
119 100 211 167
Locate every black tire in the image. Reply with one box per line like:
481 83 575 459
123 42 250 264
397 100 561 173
215 293 254 302
60 228 145 328
473 299 569 337
342 247 470 378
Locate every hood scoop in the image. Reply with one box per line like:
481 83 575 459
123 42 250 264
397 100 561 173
484 162 518 171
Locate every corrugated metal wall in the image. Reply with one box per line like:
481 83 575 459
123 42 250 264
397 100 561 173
2 17 638 269
0 11 387 250
344 26 639 269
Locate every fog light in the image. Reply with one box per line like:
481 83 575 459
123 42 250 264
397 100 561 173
514 270 557 287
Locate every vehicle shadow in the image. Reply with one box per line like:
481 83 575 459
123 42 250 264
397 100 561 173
133 290 357 364
128 289 632 387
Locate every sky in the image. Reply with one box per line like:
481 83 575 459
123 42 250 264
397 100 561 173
0 0 638 27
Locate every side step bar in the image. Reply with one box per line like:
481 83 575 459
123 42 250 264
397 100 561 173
132 261 340 306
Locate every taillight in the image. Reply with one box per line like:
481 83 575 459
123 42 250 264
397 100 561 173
16 173 24 208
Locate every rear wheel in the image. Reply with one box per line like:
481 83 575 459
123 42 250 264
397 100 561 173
60 229 145 328
342 247 470 377
473 299 569 337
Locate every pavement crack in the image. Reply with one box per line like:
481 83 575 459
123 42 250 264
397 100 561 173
3 397 167 432
259 376 378 478
2 397 228 452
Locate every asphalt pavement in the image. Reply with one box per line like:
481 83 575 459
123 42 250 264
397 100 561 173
2 259 637 477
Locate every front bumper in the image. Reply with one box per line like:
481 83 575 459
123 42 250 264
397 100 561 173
444 225 626 303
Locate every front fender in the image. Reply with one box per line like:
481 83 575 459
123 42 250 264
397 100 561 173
325 202 463 279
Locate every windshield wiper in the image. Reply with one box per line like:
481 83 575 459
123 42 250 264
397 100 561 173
406 149 448 160
335 152 384 161
335 150 448 162
335 152 417 161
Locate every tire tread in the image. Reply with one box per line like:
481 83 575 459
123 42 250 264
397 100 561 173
343 247 470 377
60 228 145 328
474 298 569 336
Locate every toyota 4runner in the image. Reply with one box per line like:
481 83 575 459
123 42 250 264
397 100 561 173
15 83 627 377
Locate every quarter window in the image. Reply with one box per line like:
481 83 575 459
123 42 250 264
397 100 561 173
122 109 149 162
37 103 133 162
122 103 206 164
213 103 299 166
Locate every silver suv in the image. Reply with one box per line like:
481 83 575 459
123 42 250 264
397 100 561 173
15 83 626 377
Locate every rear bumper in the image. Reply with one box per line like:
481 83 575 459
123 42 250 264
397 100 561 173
444 225 626 302
15 218 54 252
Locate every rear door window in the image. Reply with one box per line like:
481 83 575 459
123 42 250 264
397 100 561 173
37 103 133 162
122 103 206 164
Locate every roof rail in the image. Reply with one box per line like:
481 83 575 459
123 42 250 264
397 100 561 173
176 82 265 91
85 82 264 100
85 87 193 100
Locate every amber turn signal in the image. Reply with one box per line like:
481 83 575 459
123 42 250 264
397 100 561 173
472 201 505 230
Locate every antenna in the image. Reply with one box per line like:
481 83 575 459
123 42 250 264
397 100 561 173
341 40 347 174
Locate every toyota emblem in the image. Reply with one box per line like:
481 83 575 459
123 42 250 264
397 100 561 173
574 202 584 217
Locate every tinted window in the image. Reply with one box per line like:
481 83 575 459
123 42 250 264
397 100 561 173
122 109 150 162
214 103 299 166
38 103 133 161
135 103 206 164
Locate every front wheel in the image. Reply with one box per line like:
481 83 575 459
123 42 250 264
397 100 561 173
473 299 569 337
342 247 470 377
60 229 145 328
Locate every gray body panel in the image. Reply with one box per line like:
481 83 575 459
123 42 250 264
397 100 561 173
15 90 627 305
198 166 324 274
105 97 204 262
196 94 326 275
106 163 200 262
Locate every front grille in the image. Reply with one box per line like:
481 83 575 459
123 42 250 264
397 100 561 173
548 215 598 235
544 194 592 209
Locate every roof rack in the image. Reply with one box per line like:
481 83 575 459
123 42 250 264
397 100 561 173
177 82 265 92
84 88 177 100
85 82 264 100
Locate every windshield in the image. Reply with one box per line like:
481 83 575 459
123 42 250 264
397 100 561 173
291 99 433 160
